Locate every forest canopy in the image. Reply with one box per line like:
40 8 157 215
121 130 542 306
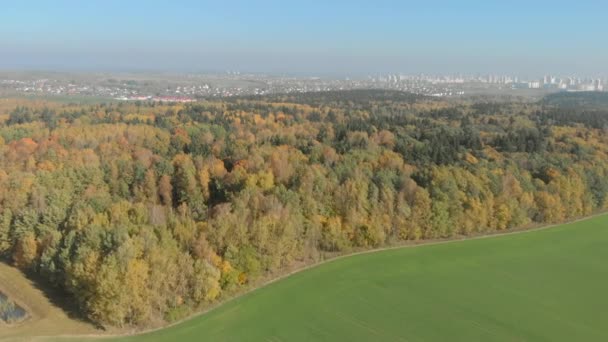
1 90 607 327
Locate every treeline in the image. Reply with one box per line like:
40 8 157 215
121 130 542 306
240 89 427 106
543 91 608 108
0 91 608 327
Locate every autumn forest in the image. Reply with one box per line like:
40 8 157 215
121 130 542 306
1 90 608 328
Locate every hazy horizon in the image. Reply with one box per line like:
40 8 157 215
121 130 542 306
2 1 608 76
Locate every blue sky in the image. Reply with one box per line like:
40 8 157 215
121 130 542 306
2 0 607 75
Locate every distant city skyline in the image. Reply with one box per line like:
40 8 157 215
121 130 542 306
2 1 608 75
2 71 604 101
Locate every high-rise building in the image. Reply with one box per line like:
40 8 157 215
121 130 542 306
595 79 603 91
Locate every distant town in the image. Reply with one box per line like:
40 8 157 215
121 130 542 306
0 71 605 102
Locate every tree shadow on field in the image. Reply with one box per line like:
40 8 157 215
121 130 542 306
28 272 105 330
1 258 105 331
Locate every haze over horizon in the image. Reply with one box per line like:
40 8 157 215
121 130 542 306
2 0 607 76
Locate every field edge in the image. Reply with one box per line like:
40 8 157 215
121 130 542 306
35 210 608 341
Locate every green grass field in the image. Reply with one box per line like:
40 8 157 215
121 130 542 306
102 215 608 341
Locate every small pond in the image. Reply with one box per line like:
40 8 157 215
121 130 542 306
0 292 28 324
